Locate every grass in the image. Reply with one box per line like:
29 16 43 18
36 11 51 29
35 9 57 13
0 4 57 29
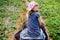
35 0 60 40
0 0 60 40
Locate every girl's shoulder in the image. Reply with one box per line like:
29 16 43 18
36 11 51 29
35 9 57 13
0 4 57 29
32 12 40 15
34 12 40 18
31 12 40 18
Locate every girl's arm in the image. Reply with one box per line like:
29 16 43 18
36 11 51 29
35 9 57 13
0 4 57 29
38 16 45 25
38 16 50 40
26 11 29 20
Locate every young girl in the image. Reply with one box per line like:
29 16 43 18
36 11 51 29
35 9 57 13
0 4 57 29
20 1 47 40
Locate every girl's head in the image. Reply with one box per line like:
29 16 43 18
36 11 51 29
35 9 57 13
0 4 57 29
28 1 39 12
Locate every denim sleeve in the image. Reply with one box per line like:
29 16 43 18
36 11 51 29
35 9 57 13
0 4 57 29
36 12 40 18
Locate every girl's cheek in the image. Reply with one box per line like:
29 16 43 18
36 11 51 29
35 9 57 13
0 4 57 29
32 6 39 11
35 7 39 11
35 7 39 10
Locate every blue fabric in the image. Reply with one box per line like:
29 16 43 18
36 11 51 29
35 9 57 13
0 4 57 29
20 12 46 40
27 12 41 37
20 28 46 40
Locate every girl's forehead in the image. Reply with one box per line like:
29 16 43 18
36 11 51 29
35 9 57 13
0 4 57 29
33 5 39 8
